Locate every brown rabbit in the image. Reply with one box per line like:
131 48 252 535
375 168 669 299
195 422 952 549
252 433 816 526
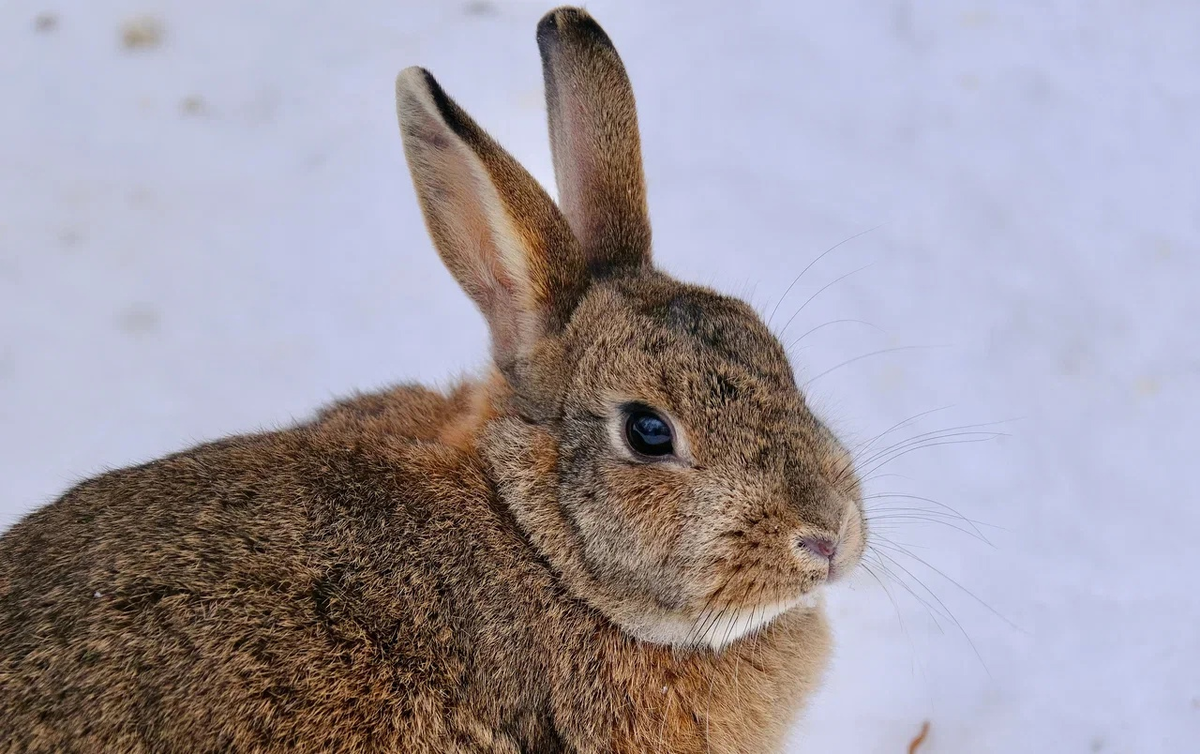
0 7 867 753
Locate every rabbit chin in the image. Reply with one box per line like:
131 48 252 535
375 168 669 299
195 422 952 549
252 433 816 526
635 589 824 651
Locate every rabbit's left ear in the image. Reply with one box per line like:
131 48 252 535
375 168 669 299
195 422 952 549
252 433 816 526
396 67 588 370
538 7 651 273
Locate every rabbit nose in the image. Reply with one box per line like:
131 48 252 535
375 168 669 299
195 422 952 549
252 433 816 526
798 536 838 562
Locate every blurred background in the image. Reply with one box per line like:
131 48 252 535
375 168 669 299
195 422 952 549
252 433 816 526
2 1 1197 751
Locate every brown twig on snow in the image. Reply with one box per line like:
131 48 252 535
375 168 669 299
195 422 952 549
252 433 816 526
908 721 931 754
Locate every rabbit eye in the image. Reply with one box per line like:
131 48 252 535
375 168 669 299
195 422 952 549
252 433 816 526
624 408 674 458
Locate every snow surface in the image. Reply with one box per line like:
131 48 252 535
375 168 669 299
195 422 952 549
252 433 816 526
2 1 1198 751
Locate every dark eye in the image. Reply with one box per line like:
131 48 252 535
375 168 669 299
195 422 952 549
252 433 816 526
624 408 675 458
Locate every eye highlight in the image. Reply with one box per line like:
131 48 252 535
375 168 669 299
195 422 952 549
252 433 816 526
623 407 675 458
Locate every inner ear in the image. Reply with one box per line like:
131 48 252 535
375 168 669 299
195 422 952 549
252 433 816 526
396 66 589 370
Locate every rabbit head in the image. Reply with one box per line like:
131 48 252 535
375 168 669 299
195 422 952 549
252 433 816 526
395 7 866 650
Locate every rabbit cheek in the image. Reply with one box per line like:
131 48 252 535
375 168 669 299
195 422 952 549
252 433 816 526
647 484 808 647
582 466 697 606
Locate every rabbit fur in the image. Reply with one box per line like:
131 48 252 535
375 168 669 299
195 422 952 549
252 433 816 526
0 7 867 753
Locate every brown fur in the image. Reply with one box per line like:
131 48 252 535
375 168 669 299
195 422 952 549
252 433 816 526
0 7 866 752
539 8 652 270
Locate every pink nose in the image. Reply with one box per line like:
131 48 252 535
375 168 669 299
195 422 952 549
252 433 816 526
800 536 838 561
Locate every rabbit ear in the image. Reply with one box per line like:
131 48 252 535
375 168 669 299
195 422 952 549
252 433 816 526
396 67 588 369
537 7 651 273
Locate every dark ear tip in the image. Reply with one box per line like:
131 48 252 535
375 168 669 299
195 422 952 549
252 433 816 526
536 6 613 53
396 66 438 101
396 66 469 140
535 8 564 50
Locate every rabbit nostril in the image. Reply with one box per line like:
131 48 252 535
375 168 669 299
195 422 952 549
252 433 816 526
799 536 838 562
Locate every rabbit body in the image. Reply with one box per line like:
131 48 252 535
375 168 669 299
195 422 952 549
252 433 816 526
1 7 865 752
0 380 828 752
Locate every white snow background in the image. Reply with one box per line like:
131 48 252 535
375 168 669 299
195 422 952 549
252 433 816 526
2 1 1197 751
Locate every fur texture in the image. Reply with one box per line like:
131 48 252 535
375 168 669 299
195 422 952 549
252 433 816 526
0 7 866 752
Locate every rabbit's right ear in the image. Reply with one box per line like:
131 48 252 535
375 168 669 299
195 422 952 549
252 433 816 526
396 67 588 370
538 7 651 273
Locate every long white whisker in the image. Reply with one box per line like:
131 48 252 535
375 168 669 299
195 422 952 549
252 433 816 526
766 224 883 328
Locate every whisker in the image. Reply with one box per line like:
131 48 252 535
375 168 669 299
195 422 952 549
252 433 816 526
865 493 999 525
766 224 883 328
843 430 1002 490
865 500 988 522
856 435 1002 482
861 561 913 641
864 551 951 629
855 425 1010 470
851 416 1019 485
778 263 875 335
872 548 991 676
830 405 955 485
866 496 997 540
803 344 948 388
853 406 956 457
785 319 883 352
866 512 994 545
722 581 755 649
871 539 1024 634
685 577 731 647
692 589 735 650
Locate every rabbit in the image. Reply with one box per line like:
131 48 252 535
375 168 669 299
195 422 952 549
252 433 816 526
0 6 868 753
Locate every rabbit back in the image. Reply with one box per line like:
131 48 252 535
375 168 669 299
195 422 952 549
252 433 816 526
0 414 565 751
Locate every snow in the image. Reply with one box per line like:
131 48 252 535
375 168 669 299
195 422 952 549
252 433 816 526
2 1 1197 751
